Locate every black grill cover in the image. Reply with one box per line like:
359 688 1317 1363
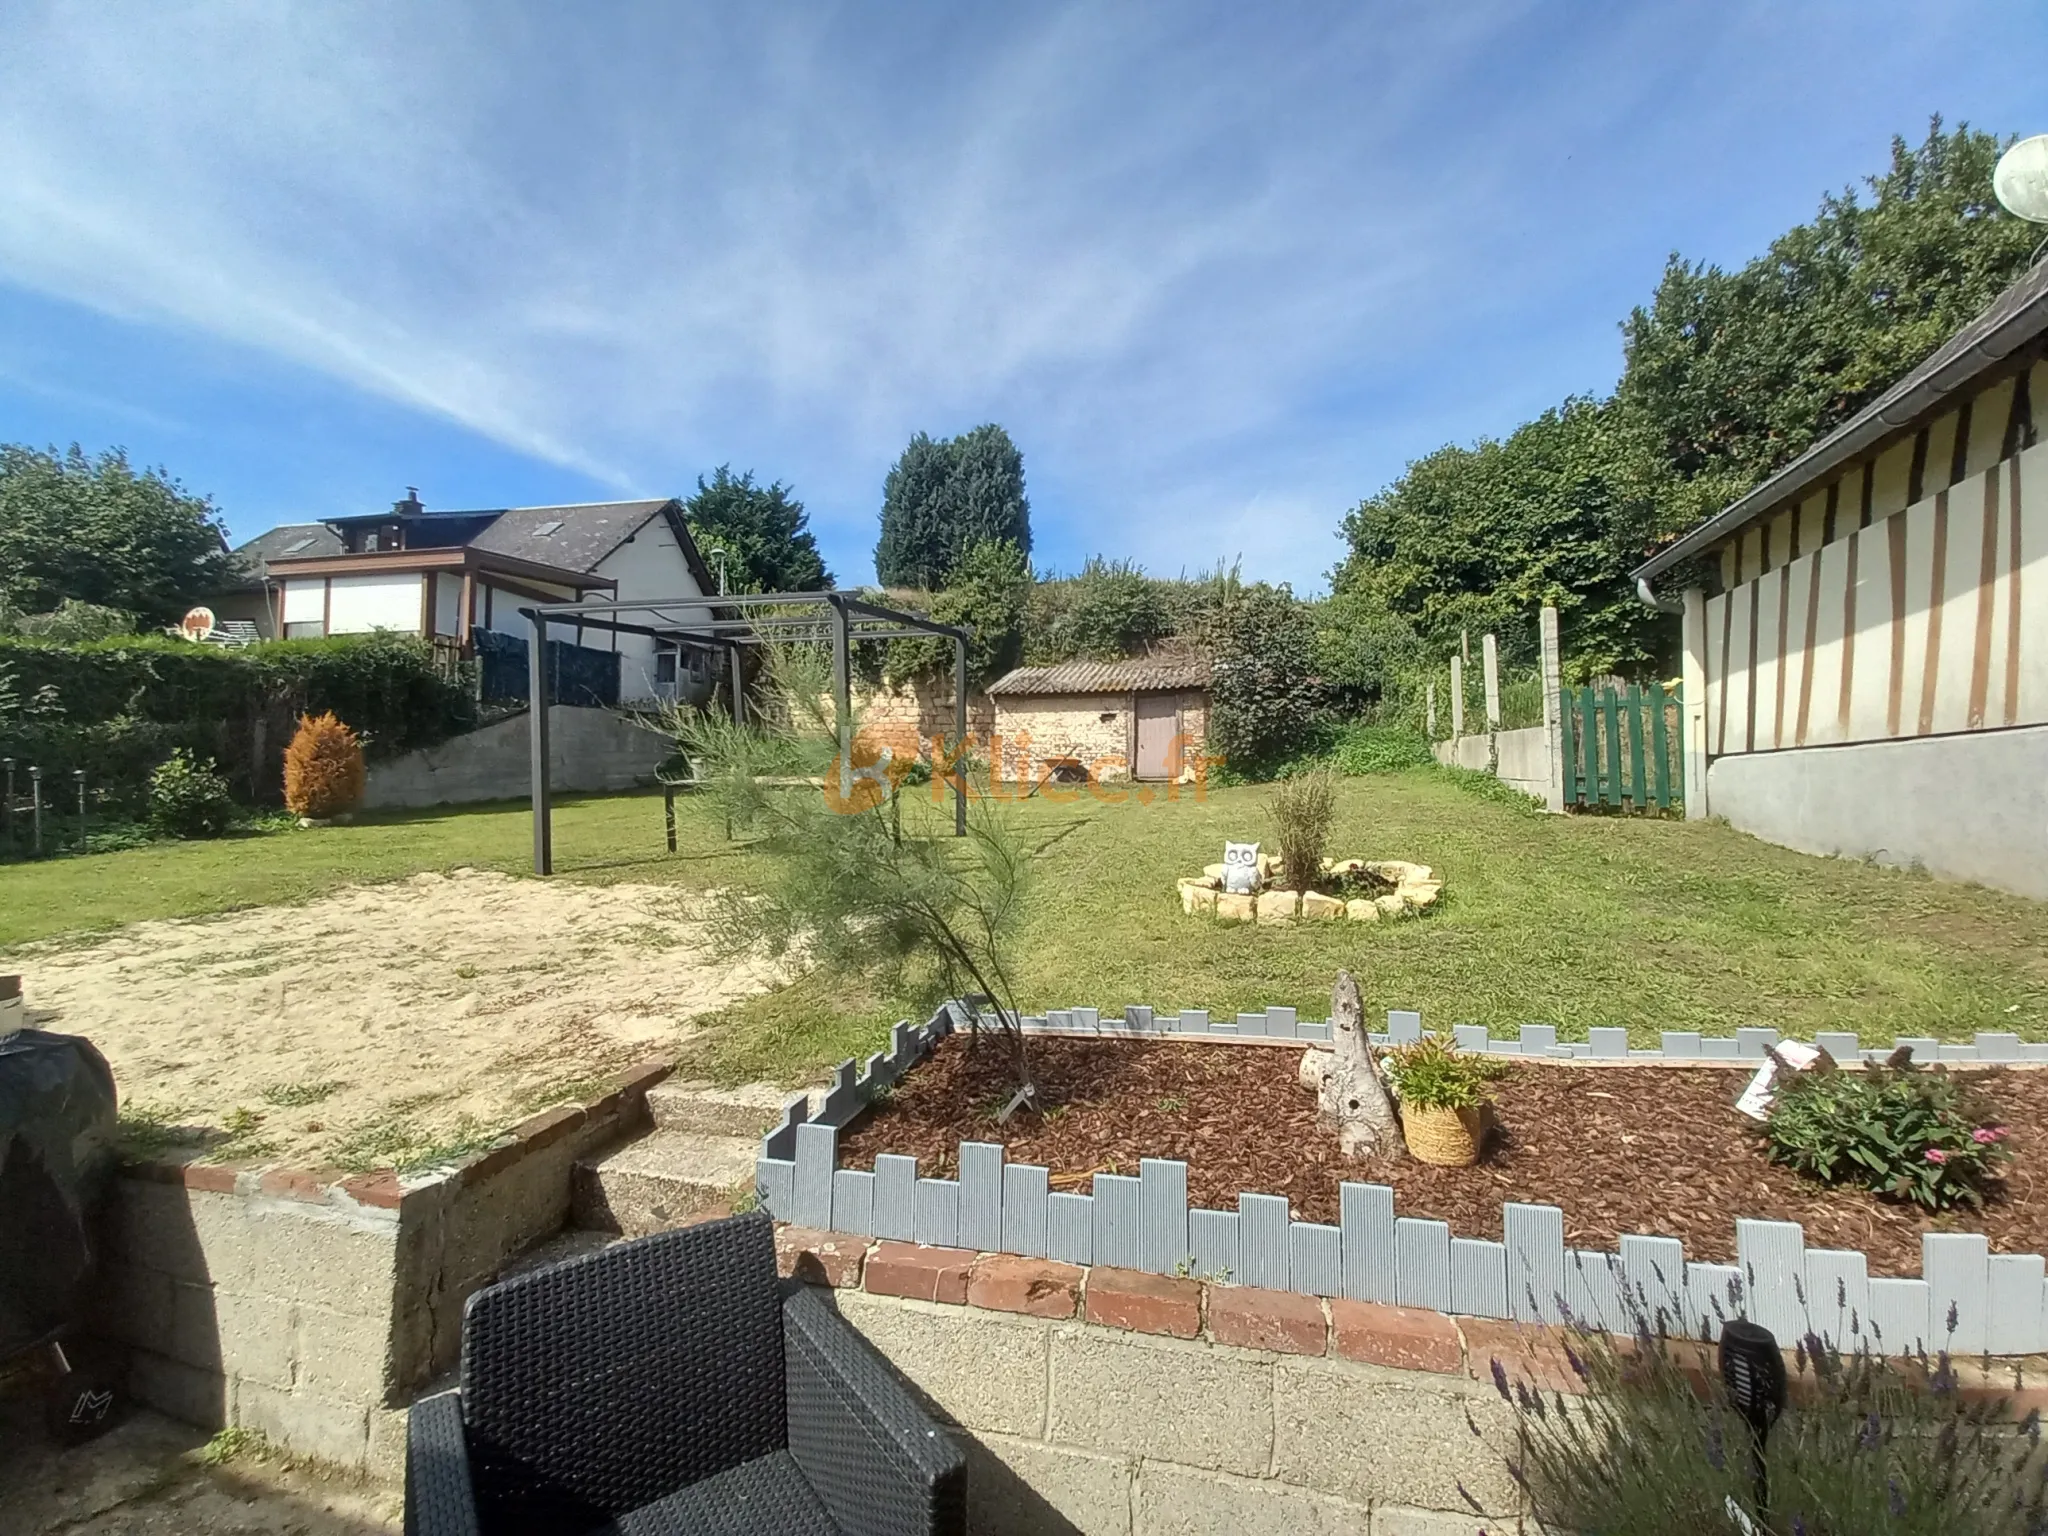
0 1029 118 1361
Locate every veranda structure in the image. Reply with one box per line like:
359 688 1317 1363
519 591 972 874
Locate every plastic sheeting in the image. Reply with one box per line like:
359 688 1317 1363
0 1029 118 1362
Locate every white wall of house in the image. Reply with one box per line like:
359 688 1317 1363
1679 358 2048 900
431 573 461 637
279 579 325 639
326 573 426 635
591 514 713 704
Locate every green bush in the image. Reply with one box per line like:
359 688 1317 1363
0 631 475 812
1205 585 1326 778
148 750 235 839
1380 1036 1507 1111
1762 1053 2010 1211
1327 723 1434 774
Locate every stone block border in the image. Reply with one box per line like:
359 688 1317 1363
773 1226 2048 1416
755 1002 2048 1363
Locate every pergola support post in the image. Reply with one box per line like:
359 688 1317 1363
953 635 968 836
829 595 852 805
528 610 553 875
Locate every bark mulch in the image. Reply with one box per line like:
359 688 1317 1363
835 1035 2048 1278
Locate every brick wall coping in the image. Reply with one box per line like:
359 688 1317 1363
119 1059 674 1216
755 1003 2048 1364
771 1225 2048 1416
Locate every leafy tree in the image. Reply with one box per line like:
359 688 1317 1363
1026 557 1173 662
0 445 233 625
681 465 830 594
668 648 1043 1108
1335 399 1669 677
874 424 1031 588
1332 118 2041 684
1620 118 2041 511
885 539 1030 686
1204 584 1326 775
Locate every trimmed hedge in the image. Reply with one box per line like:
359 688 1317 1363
0 632 475 813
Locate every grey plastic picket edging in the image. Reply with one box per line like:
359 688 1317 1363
753 1003 2048 1358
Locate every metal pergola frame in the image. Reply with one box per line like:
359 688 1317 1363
518 590 972 874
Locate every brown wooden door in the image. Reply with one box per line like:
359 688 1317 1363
1134 693 1181 780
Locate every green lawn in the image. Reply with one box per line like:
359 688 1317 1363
6 772 2047 1093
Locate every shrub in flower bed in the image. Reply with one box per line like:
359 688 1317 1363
1761 1051 2010 1212
1492 1306 2048 1535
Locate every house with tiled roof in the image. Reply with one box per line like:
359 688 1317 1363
986 653 1211 783
214 491 723 705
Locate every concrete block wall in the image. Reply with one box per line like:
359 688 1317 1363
775 1229 1522 1535
97 1168 409 1473
95 1061 670 1477
362 704 670 809
1431 723 1548 800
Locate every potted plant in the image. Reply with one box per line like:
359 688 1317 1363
1381 1036 1507 1166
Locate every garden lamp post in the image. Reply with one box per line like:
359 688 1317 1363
73 769 87 854
1719 1319 1788 1517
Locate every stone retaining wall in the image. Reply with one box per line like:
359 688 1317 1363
93 1061 670 1476
774 1227 1518 1534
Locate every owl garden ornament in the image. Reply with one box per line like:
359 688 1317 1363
1221 841 1261 895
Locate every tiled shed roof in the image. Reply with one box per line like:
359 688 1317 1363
986 656 1211 696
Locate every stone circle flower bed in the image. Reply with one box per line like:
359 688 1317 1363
832 1033 2048 1279
1177 856 1443 923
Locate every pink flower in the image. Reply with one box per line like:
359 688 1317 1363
1973 1127 2008 1145
1924 1149 1948 1164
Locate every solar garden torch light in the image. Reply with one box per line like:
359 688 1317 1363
73 769 86 853
1720 1320 1788 1517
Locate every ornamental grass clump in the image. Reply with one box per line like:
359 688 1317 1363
1762 1050 2010 1211
1266 766 1336 892
1381 1034 1509 1110
1477 1281 2048 1536
283 711 366 820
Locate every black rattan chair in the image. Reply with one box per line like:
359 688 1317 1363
405 1212 965 1536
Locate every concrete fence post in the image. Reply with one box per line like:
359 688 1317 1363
1539 606 1564 813
1449 657 1464 740
1481 633 1501 731
1426 682 1437 738
1681 587 1709 819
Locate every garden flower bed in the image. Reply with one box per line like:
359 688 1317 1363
834 1035 2048 1280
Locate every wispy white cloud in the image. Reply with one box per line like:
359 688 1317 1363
0 1 2038 585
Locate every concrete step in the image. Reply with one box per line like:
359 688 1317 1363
644 1078 800 1139
570 1128 758 1238
497 1226 619 1283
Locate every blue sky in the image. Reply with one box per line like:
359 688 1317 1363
1 3 2042 593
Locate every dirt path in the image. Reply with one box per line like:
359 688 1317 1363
5 870 782 1172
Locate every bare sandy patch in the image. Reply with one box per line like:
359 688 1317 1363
6 869 781 1171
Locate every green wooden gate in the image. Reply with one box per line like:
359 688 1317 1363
1559 682 1682 813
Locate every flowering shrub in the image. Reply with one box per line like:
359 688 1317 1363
1484 1276 2048 1535
1761 1050 2010 1211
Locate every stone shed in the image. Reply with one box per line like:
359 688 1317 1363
986 656 1210 783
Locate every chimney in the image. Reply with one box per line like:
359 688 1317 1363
395 487 424 517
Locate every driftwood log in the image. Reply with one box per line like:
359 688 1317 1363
1315 969 1400 1158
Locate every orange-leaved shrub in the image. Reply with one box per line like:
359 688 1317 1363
283 712 366 819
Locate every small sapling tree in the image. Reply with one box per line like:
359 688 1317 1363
668 642 1043 1113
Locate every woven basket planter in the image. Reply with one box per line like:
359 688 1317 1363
1400 1103 1492 1167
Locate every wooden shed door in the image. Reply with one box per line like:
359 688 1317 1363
1134 693 1181 780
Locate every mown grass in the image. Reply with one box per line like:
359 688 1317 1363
7 772 2048 1093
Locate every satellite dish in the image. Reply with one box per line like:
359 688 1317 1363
1993 135 2048 225
179 606 217 641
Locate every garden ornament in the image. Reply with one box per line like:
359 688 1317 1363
1221 841 1261 895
